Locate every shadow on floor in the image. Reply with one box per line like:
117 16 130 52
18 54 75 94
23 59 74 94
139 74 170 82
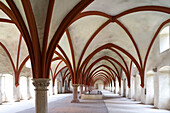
102 96 123 100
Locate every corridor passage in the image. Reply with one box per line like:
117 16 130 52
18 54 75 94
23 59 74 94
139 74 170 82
0 90 169 113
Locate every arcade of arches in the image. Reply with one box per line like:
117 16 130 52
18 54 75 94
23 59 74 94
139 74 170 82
0 0 169 113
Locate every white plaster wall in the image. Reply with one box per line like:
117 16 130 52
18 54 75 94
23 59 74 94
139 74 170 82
1 76 5 102
30 78 35 98
145 72 154 105
146 24 170 74
157 69 170 109
0 74 2 104
48 80 53 96
20 76 27 100
53 79 57 95
4 74 13 102
27 77 32 99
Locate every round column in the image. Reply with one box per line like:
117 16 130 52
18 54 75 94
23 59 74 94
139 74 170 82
85 85 88 92
32 78 50 113
71 84 79 103
79 84 83 99
27 76 32 99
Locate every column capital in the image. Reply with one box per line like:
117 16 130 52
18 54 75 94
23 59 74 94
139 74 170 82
72 84 79 87
32 78 50 91
79 84 84 87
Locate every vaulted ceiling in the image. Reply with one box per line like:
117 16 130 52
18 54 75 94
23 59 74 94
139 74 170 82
0 0 169 86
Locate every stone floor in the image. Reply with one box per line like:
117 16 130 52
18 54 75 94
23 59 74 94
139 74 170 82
103 90 170 113
0 90 169 113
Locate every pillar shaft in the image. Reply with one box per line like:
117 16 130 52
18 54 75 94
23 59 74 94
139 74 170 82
62 86 65 93
13 76 20 102
52 86 55 95
27 77 32 99
79 85 83 95
32 78 50 113
119 87 121 95
85 85 88 92
71 84 79 103
79 84 83 99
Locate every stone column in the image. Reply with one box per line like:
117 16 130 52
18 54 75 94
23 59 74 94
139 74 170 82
127 87 131 99
56 80 59 94
62 86 65 93
135 74 141 101
27 77 32 99
59 81 62 94
114 82 116 94
113 87 116 94
13 78 20 102
32 78 50 113
154 72 159 108
85 85 88 92
79 84 83 98
119 87 121 95
131 76 136 99
52 86 55 95
141 87 145 103
71 84 79 103
110 84 112 92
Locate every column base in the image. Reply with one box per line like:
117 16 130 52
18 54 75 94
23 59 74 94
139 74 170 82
15 100 20 102
28 97 32 100
71 99 79 103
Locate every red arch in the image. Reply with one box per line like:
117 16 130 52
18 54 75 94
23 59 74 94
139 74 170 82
82 57 120 85
54 51 74 82
46 0 94 80
87 69 113 86
87 65 116 81
52 66 67 87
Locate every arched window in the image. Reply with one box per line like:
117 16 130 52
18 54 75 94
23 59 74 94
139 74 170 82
159 26 170 53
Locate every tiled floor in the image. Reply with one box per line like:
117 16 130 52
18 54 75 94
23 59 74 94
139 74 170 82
0 90 169 113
